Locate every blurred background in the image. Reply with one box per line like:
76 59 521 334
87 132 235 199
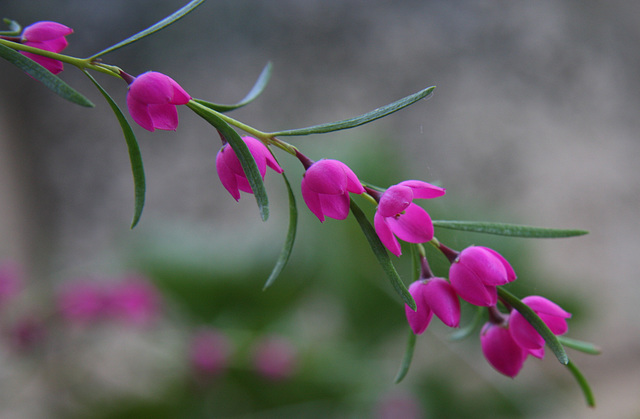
1 0 638 417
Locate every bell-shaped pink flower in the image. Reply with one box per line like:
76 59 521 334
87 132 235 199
509 296 571 353
20 21 73 74
189 328 232 376
405 278 460 334
374 181 445 256
106 277 162 328
480 320 528 378
126 71 191 132
216 136 283 201
301 159 364 222
57 280 108 325
252 336 298 381
449 246 516 306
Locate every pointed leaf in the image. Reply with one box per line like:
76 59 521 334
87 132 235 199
85 71 145 228
556 336 602 355
88 0 205 59
497 287 568 364
566 360 596 407
187 101 269 220
394 329 417 384
270 86 436 136
0 43 94 107
433 220 588 238
263 172 297 290
349 199 415 310
194 62 273 112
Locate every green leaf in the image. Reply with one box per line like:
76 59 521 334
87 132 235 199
263 172 297 290
566 360 596 408
557 336 602 355
269 86 436 136
88 0 206 59
349 199 415 310
1 18 21 35
497 287 568 365
187 101 269 221
432 220 588 238
0 43 94 107
84 71 146 228
194 62 273 112
449 306 485 341
394 329 417 384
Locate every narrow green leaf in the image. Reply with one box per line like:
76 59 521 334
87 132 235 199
187 101 269 221
0 43 94 107
449 306 485 341
498 287 568 365
269 86 436 137
566 360 596 407
194 62 273 112
433 220 588 238
349 199 415 310
1 18 21 35
394 329 417 384
88 0 205 59
84 71 145 228
557 336 602 355
263 172 297 290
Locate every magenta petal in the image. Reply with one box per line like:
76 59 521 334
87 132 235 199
168 79 191 104
23 21 73 41
21 52 64 74
528 347 545 359
378 185 413 217
405 282 433 334
129 72 174 103
459 247 511 286
522 296 571 319
386 203 434 243
481 323 528 378
509 311 545 350
301 180 325 222
479 247 517 283
397 180 446 199
343 164 364 194
304 160 348 194
147 103 179 130
423 279 460 328
216 148 241 201
374 211 402 256
449 262 498 306
126 97 154 132
242 137 269 177
318 193 350 220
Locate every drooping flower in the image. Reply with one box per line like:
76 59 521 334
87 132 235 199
216 136 283 201
374 180 445 256
20 21 73 74
301 159 364 222
251 336 298 381
480 319 528 378
405 278 460 334
509 296 571 353
449 246 516 306
126 71 191 131
189 328 232 376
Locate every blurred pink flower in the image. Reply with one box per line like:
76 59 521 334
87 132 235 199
57 280 107 325
0 262 23 307
20 21 73 74
301 159 364 222
126 71 191 131
509 295 571 353
376 391 424 419
107 277 162 327
405 278 460 334
189 328 232 376
216 136 283 201
252 336 297 381
449 246 516 306
374 180 445 256
8 316 46 353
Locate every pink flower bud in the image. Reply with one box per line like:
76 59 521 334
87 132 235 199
106 277 162 328
20 21 73 74
189 328 232 376
449 246 516 306
301 159 364 222
405 278 460 334
216 136 283 201
126 71 191 132
509 296 571 352
374 181 445 256
480 320 528 378
251 336 297 381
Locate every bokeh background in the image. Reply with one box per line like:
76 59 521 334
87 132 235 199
1 0 638 418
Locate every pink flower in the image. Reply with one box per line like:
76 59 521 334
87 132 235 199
107 277 162 327
301 159 364 222
20 21 73 74
57 280 108 325
216 136 283 200
189 328 232 376
509 296 571 353
126 71 191 131
374 181 445 256
480 319 528 378
449 246 516 306
405 278 460 334
252 336 297 381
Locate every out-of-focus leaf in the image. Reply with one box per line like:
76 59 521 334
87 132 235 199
270 86 435 136
194 62 273 112
88 0 205 59
566 360 596 407
394 329 417 383
433 220 588 238
557 336 602 355
449 306 485 341
85 71 145 228
0 43 94 107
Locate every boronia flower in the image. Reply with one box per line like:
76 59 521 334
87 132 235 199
20 21 73 74
509 295 571 352
216 136 283 201
126 71 191 132
374 180 445 256
449 246 516 306
405 278 460 334
301 159 364 222
480 319 528 378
